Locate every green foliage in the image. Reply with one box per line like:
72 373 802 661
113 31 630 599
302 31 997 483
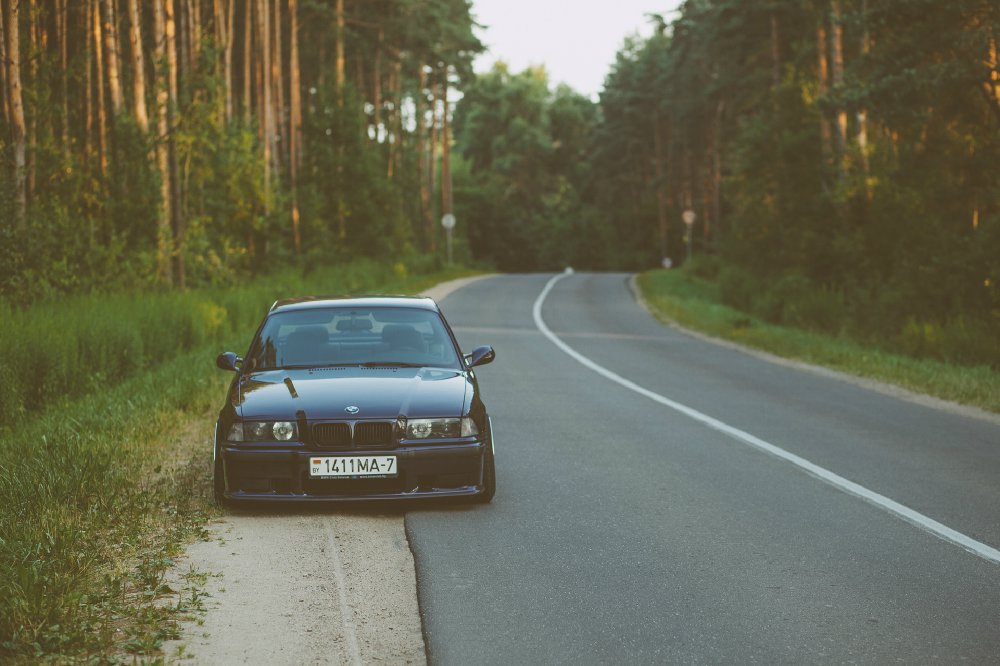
454 65 598 271
300 85 401 259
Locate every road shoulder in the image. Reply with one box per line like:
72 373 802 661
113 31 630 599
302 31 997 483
162 275 494 664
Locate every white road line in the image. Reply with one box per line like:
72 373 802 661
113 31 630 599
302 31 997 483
533 271 1000 565
323 518 363 666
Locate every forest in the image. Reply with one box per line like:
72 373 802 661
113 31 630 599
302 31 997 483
0 0 480 301
1 0 998 364
452 0 1000 366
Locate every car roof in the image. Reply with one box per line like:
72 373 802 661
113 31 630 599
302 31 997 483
268 295 440 314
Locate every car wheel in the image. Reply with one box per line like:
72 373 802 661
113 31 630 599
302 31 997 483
472 447 496 504
213 433 228 507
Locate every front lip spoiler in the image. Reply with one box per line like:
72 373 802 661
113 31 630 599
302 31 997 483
222 485 484 503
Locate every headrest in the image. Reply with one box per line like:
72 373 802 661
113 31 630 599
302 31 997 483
286 325 328 346
336 318 373 332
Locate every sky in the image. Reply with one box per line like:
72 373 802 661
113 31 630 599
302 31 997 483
469 0 683 100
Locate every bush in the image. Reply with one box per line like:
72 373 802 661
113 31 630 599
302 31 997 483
685 255 722 280
900 319 943 359
718 265 757 312
938 317 1000 369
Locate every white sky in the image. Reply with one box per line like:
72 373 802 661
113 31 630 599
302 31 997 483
470 0 683 99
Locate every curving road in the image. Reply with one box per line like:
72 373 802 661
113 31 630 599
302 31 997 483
406 272 1000 664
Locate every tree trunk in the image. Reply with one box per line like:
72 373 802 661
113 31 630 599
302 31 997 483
416 66 429 245
84 0 93 162
334 0 345 238
652 108 670 263
355 54 365 134
57 0 70 161
829 0 847 168
816 19 832 173
26 0 36 205
6 0 28 229
176 0 188 96
126 0 149 133
102 0 125 116
335 0 344 107
153 0 174 284
225 0 234 122
93 0 108 175
857 0 871 199
243 0 251 122
213 0 234 123
440 72 451 219
257 0 273 206
770 12 781 89
427 78 438 253
387 59 400 179
711 99 724 242
986 36 1000 116
188 0 201 67
0 0 11 133
289 0 302 253
165 0 185 287
272 0 285 173
373 27 383 135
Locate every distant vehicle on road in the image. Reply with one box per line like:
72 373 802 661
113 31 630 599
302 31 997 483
213 296 496 504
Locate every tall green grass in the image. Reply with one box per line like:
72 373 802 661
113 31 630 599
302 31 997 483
0 347 224 660
639 267 1000 414
0 259 468 425
0 262 477 661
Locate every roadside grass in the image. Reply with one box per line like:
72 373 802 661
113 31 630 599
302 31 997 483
0 259 475 426
0 348 225 663
638 269 1000 414
0 264 478 662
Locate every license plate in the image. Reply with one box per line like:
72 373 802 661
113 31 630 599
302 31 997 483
308 456 397 478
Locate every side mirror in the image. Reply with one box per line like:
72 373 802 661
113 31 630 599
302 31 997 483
216 351 242 372
465 345 496 368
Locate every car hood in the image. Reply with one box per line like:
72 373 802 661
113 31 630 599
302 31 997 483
233 367 470 420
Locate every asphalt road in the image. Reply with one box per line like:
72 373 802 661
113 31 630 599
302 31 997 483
406 272 1000 664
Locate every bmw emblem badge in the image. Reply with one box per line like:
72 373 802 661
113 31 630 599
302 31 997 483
345 405 360 415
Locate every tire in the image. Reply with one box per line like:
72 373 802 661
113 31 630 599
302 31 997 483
213 430 229 507
472 447 496 504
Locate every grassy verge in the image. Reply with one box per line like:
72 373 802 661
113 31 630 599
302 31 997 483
0 265 478 662
0 259 475 425
638 269 1000 414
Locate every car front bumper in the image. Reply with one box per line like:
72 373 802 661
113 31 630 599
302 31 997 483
219 439 488 502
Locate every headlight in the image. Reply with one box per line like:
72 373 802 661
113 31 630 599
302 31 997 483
272 421 295 441
405 417 478 439
227 421 298 442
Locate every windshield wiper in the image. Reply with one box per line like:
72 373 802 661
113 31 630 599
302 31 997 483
359 361 423 368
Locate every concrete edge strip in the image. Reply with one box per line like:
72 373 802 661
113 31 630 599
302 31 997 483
323 518 363 666
626 274 1000 427
420 273 498 304
536 271 1000 565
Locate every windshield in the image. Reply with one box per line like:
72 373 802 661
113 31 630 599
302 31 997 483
247 306 462 371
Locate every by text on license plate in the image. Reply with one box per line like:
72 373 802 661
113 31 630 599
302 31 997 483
309 456 397 478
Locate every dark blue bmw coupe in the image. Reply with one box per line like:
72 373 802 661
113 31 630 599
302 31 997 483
213 295 496 504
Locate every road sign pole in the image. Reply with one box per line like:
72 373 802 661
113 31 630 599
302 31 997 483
441 214 456 265
682 209 696 265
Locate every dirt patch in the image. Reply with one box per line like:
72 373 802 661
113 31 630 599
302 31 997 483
163 511 424 665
